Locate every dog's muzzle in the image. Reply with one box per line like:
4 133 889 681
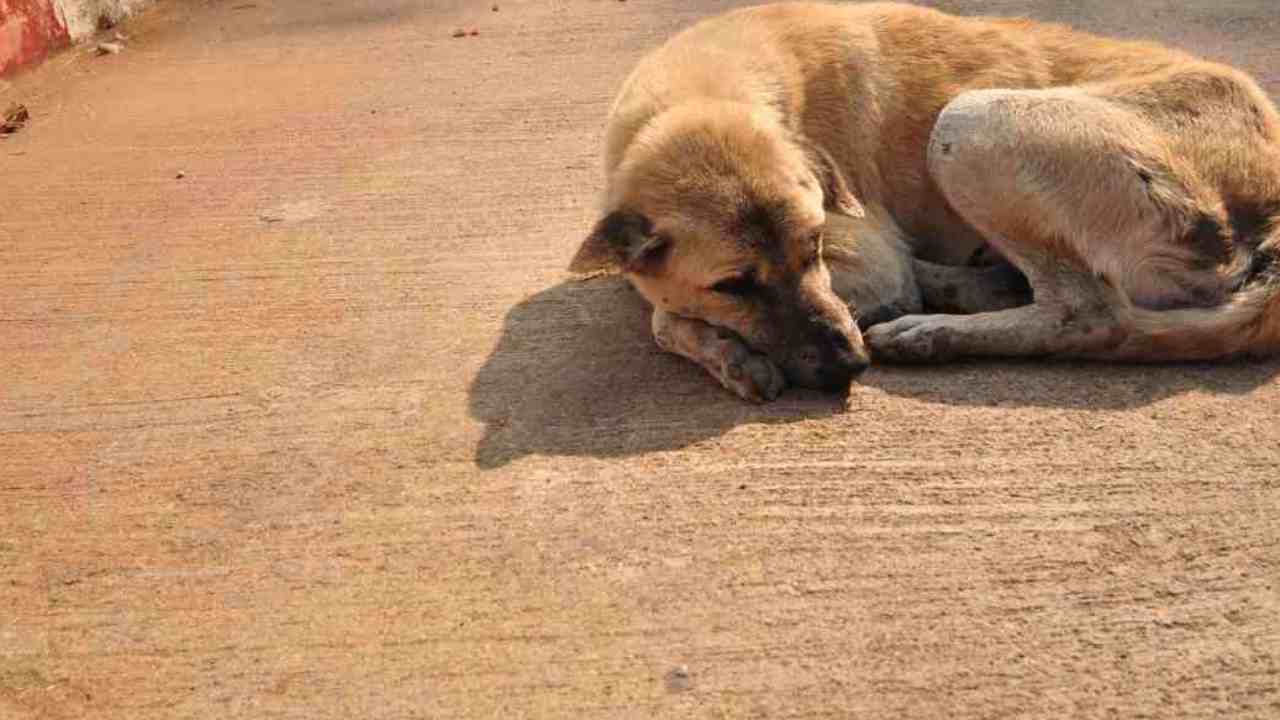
785 322 871 392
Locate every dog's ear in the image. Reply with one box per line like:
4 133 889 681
568 210 669 275
801 140 865 219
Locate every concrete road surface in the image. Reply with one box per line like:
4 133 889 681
3 1 1278 718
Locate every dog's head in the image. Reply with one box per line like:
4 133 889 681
569 104 870 391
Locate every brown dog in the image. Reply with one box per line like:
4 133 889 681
569 1 1280 401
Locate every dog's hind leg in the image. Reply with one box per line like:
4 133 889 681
868 89 1193 362
651 309 787 402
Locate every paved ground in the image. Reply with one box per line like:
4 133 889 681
3 1 1279 718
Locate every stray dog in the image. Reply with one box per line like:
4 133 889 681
568 1 1280 401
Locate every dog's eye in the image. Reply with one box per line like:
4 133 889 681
710 271 758 297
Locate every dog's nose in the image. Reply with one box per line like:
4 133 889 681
790 341 870 392
817 347 870 391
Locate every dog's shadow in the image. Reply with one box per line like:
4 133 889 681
467 277 849 468
469 277 1280 468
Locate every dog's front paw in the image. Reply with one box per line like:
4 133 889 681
717 344 786 403
865 315 957 363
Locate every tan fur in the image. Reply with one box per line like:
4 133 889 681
571 1 1280 399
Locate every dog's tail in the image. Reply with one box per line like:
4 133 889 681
1090 238 1280 362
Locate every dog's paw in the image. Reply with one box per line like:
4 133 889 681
717 345 786 403
865 315 957 363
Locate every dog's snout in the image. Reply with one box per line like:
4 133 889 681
820 322 853 353
786 320 870 392
795 345 822 367
820 345 870 390
839 347 871 378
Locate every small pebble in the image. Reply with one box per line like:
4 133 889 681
96 41 124 55
664 666 691 693
451 28 466 38
175 171 186 179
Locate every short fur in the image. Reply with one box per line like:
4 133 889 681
570 1 1280 400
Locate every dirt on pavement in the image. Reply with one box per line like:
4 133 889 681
2 1 1278 718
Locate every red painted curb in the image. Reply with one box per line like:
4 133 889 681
0 0 70 77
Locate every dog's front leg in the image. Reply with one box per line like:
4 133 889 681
651 310 786 402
